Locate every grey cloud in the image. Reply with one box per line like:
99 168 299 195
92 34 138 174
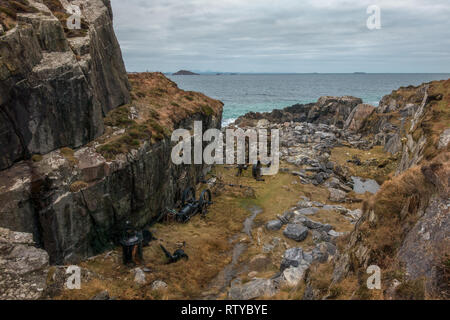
110 0 450 73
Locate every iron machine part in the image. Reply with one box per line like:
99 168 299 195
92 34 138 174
160 244 189 264
172 187 213 223
120 221 144 266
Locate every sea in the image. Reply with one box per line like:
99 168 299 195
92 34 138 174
167 73 450 126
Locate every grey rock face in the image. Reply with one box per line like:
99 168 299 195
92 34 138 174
397 195 450 296
283 224 308 242
344 104 376 132
328 188 347 202
282 265 309 287
228 278 277 300
0 113 221 264
302 218 333 233
0 227 49 300
0 0 130 170
280 247 307 271
266 220 283 231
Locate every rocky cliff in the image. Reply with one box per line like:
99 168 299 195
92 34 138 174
0 0 130 171
305 80 450 300
0 1 223 266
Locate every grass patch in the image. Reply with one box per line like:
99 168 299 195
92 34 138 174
70 181 88 193
60 147 78 165
31 154 43 162
330 145 398 184
104 105 134 128
0 0 38 30
395 279 425 300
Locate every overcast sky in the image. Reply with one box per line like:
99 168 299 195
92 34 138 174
110 0 450 73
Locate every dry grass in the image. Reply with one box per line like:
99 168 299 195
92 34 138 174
60 147 78 165
330 145 398 184
96 73 223 160
69 181 88 193
55 162 355 300
128 72 223 130
418 79 450 160
0 0 38 31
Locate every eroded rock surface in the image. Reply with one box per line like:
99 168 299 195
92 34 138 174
0 227 49 300
0 0 130 170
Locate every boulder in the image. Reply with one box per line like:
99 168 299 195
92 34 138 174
296 207 319 215
228 279 278 300
344 104 376 132
283 224 308 242
282 265 309 287
151 280 168 291
328 230 345 238
311 230 332 243
280 248 310 271
91 290 111 300
311 243 330 263
266 220 283 231
328 188 347 202
302 218 333 233
133 268 146 285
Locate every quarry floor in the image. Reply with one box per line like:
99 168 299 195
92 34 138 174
53 146 393 300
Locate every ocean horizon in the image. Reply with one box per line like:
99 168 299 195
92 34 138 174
168 73 450 126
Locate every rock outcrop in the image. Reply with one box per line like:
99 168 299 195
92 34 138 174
0 73 223 264
0 227 49 300
0 0 130 170
234 96 362 129
0 2 223 265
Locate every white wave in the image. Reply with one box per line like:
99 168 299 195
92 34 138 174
222 118 237 127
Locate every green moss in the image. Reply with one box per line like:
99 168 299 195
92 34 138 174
31 154 43 162
96 124 153 160
171 102 180 107
60 147 78 165
104 105 134 128
200 104 214 116
185 95 194 101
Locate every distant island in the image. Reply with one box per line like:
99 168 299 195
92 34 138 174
172 70 199 75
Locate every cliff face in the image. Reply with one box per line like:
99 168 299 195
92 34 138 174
0 2 224 265
0 0 130 171
0 72 223 264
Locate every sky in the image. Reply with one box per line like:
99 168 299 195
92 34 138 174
110 0 450 73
